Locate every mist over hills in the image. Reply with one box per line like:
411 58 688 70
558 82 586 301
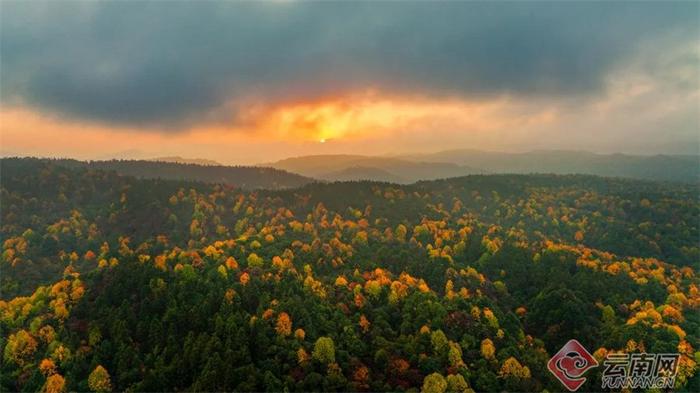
266 155 482 183
399 149 700 183
6 148 697 190
266 150 699 184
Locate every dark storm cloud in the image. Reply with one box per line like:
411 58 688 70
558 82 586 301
1 1 697 126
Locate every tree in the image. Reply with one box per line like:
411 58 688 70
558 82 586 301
365 280 382 299
431 330 449 356
43 374 66 393
395 224 407 242
481 338 495 360
51 345 71 364
352 365 370 390
4 329 38 366
276 312 292 337
39 358 56 376
335 276 348 287
297 348 310 364
359 315 370 333
247 253 264 268
88 365 112 392
421 373 447 393
446 374 473 393
225 256 238 270
483 308 499 329
499 357 531 379
448 341 464 367
217 265 228 278
312 337 335 365
224 288 236 303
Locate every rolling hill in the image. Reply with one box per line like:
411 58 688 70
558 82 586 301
7 158 314 190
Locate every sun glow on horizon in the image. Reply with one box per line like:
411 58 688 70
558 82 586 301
0 90 562 161
234 91 557 144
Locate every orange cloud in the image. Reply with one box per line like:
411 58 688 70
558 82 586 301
0 91 559 161
233 91 557 142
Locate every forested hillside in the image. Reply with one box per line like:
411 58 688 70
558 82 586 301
1 158 698 392
21 158 315 190
147 157 223 166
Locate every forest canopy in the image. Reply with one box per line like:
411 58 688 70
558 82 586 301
1 158 698 392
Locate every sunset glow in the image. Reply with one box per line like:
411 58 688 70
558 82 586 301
235 92 553 142
1 93 563 162
1 2 697 162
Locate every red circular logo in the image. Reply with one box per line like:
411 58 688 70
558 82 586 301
547 339 598 391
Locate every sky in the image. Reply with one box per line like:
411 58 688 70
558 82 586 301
1 1 698 165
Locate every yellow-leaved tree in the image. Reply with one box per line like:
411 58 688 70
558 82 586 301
421 373 447 393
312 337 335 365
4 329 38 366
499 357 531 379
481 338 496 360
88 365 112 392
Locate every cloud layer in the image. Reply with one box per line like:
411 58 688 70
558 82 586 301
2 2 697 128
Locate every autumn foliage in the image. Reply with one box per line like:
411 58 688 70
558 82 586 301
1 158 698 392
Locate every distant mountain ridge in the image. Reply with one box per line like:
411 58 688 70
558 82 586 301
265 155 482 183
265 150 699 184
398 149 699 183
